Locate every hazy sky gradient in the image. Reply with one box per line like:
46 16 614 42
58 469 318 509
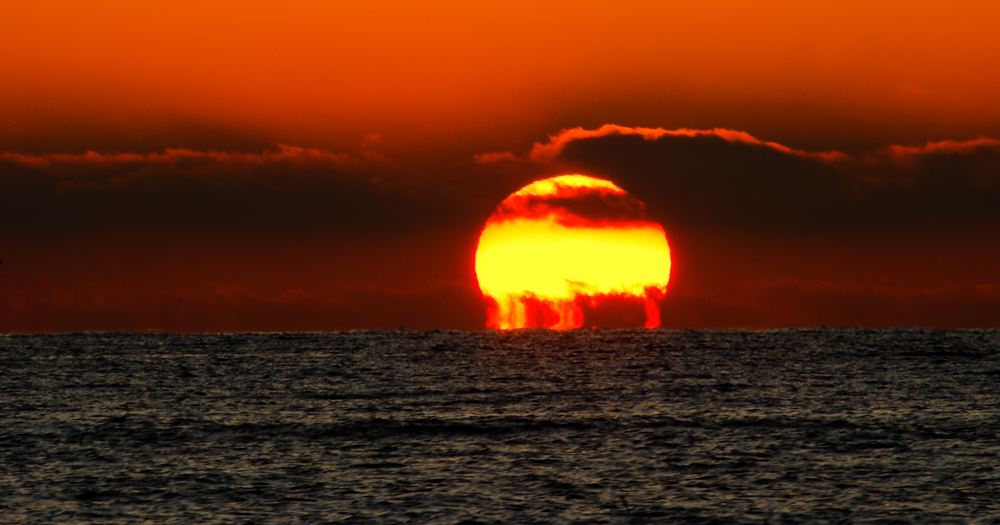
3 1 999 331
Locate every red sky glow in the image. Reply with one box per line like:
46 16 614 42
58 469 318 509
3 1 1000 332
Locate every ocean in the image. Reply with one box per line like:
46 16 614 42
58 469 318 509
2 329 999 523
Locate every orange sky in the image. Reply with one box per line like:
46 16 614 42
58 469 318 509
2 2 1000 332
3 1 1000 153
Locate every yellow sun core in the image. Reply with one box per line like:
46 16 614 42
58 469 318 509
474 175 671 330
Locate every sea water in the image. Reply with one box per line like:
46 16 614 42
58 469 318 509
2 329 999 523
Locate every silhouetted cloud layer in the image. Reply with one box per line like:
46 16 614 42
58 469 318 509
7 127 999 240
523 126 1000 233
1 146 472 239
3 125 1000 331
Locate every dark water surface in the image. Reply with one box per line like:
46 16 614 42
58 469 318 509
2 329 999 523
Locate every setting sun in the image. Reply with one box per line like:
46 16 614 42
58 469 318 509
475 175 671 330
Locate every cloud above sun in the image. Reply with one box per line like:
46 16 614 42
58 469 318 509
487 126 1000 234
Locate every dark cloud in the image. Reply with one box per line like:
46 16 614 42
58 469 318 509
493 190 649 226
0 146 480 240
525 126 1000 234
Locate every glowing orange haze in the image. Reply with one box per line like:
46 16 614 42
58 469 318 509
3 2 1000 152
475 175 671 330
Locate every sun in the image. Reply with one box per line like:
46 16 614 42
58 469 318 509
475 174 671 329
